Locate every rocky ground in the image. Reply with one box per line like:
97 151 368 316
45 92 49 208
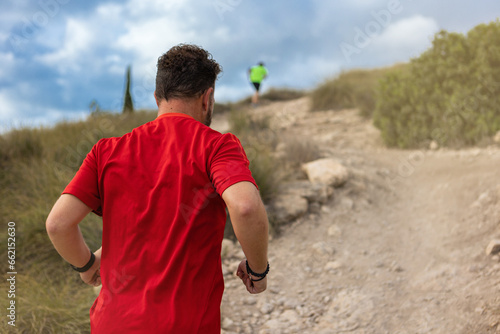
212 97 500 334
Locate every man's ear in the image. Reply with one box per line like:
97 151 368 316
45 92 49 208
202 87 214 112
154 91 159 107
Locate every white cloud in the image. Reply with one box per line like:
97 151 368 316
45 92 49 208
35 18 93 73
373 15 439 59
95 3 124 19
115 18 196 61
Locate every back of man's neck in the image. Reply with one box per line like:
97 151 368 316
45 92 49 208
157 98 195 117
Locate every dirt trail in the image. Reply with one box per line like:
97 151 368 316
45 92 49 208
212 97 500 334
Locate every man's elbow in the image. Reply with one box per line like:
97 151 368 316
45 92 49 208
231 198 269 230
46 215 66 238
231 199 260 218
46 217 59 237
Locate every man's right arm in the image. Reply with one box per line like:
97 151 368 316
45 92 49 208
221 181 269 294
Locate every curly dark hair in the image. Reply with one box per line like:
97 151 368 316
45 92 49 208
155 44 222 101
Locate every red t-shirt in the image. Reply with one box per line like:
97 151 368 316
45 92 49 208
63 113 257 333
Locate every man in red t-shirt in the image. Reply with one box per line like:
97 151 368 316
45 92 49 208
46 44 269 333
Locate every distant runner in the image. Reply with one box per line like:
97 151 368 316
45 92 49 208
248 62 268 105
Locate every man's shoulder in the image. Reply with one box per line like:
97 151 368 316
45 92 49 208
212 131 239 144
210 132 246 157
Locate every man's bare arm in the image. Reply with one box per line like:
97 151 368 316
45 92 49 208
46 194 101 286
222 181 269 293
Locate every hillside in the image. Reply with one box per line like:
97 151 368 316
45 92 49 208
2 96 500 333
213 97 500 334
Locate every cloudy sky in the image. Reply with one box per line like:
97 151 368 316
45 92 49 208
1 0 499 132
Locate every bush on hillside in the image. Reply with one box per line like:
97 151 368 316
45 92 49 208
0 128 43 165
261 88 306 101
227 110 282 202
310 66 403 117
374 20 500 148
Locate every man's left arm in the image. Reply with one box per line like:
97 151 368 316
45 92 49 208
46 194 101 286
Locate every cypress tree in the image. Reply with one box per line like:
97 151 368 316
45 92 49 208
122 65 134 113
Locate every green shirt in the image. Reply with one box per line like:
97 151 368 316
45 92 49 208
249 65 268 83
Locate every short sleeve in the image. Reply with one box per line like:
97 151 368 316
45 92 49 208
210 133 257 196
63 142 103 216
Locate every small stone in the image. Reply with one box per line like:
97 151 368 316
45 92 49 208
486 240 500 256
281 309 300 324
284 299 299 309
325 261 343 271
244 296 257 305
327 225 342 237
390 261 404 272
221 317 234 330
262 319 282 330
260 303 275 314
269 286 280 294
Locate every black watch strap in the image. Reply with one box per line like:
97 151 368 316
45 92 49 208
71 250 95 273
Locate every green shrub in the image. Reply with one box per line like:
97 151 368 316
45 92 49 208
374 20 500 148
310 66 403 117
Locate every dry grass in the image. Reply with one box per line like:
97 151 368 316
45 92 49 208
0 110 156 333
310 64 406 117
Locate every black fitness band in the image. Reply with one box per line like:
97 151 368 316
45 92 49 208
71 250 95 273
